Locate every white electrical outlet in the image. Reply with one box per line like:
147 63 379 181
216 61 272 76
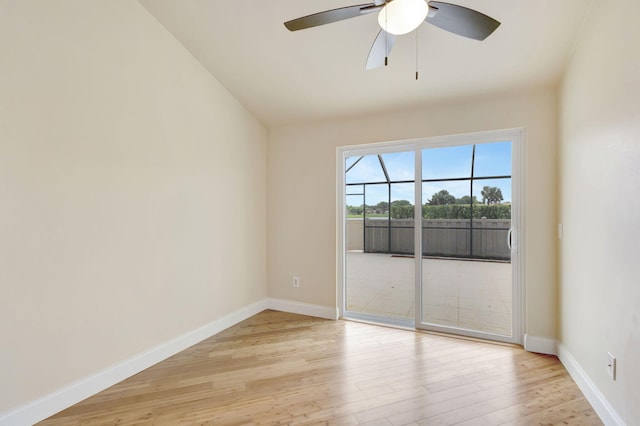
293 276 300 288
607 352 616 380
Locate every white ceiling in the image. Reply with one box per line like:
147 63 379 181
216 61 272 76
139 0 592 127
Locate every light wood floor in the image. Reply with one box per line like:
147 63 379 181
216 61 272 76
39 310 601 425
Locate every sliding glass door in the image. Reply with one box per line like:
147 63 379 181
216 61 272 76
339 129 523 344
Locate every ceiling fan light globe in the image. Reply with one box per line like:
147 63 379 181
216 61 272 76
378 0 428 35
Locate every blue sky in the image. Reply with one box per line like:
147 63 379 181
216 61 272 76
346 141 512 205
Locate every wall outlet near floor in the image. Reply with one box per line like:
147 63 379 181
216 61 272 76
293 276 300 288
607 352 616 380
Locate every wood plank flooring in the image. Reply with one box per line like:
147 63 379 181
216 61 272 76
39 310 602 425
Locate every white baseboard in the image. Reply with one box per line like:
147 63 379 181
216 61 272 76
0 299 269 426
523 334 557 355
557 344 625 426
267 297 339 320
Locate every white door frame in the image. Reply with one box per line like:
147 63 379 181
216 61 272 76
336 128 526 345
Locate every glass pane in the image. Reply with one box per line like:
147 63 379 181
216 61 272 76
364 183 388 254
345 150 415 324
346 194 364 218
345 184 363 196
421 255 512 335
474 141 512 177
345 156 360 171
422 145 473 180
423 180 472 215
422 182 471 258
472 178 512 208
345 194 364 252
380 151 415 182
390 183 414 255
421 143 512 337
390 182 414 214
364 184 388 217
472 178 511 261
346 154 387 184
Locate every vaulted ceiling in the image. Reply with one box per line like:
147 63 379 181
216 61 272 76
139 0 592 127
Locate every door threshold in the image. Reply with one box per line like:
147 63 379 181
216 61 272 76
342 314 521 348
341 312 414 331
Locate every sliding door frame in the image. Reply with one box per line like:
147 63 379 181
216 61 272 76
337 128 525 345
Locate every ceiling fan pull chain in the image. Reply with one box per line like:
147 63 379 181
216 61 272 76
415 26 419 80
385 9 389 66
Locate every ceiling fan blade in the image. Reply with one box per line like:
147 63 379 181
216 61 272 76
366 29 396 70
426 1 500 41
284 3 378 31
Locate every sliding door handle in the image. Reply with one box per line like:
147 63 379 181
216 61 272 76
507 228 514 250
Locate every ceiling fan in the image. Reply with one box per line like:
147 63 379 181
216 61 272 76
284 0 500 71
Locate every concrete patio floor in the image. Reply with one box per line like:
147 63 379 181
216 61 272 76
345 252 512 336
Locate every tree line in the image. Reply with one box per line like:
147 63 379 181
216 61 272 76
347 187 510 219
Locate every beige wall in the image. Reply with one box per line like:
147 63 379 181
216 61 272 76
0 0 266 414
268 88 558 339
558 0 640 422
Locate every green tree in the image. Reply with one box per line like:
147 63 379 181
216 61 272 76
456 195 478 204
346 205 363 215
391 199 411 207
428 190 456 205
374 201 389 214
481 186 504 204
